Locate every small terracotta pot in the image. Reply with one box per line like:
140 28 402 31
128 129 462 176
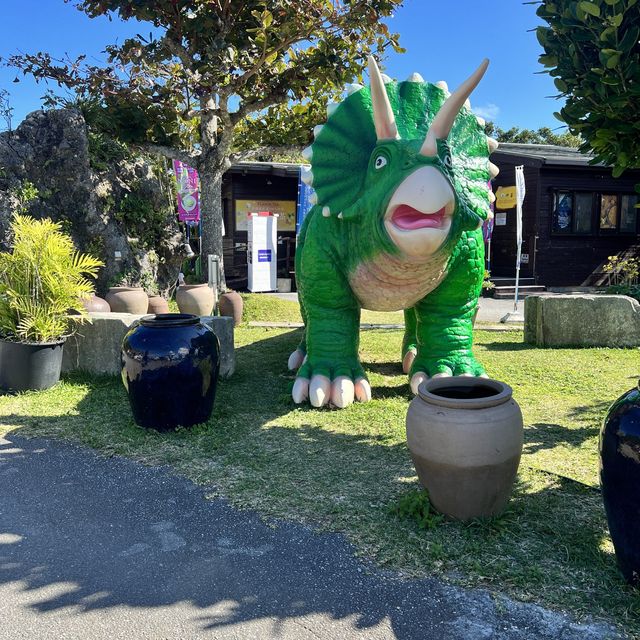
147 295 170 314
82 294 111 313
176 284 214 316
105 287 149 314
406 377 523 520
219 290 243 326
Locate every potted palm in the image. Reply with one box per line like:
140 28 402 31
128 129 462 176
0 214 103 392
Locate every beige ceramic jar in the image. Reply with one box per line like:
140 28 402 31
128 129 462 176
176 283 215 316
406 376 523 520
105 287 148 314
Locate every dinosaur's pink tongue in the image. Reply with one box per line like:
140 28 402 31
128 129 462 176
391 205 446 230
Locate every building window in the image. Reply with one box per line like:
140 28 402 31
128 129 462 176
575 193 594 234
552 190 637 235
600 194 618 230
553 191 573 233
621 195 639 233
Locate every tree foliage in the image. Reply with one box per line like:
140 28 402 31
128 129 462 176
484 121 581 147
536 0 640 176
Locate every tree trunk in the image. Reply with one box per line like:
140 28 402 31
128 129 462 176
199 164 227 291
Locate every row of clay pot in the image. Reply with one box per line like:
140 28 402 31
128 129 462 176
85 286 243 326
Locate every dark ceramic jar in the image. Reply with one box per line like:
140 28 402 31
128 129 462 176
600 381 640 585
121 314 220 431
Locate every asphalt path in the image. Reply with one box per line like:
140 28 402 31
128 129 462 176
0 434 622 639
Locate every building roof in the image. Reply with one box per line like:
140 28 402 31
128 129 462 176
229 161 302 178
492 142 602 168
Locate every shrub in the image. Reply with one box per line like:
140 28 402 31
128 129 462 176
0 214 103 342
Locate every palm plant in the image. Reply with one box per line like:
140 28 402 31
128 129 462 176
0 214 104 343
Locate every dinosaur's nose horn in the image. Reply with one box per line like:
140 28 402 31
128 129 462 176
420 59 489 158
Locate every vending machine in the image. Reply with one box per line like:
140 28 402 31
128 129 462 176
247 212 278 292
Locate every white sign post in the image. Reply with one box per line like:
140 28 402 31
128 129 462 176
500 166 526 323
513 165 526 312
247 212 278 292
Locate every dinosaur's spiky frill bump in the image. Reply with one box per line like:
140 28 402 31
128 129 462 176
346 83 364 95
310 78 492 223
408 72 424 83
301 167 313 185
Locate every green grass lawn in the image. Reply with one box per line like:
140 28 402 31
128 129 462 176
1 301 640 634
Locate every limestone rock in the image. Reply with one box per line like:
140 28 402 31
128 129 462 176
0 108 184 293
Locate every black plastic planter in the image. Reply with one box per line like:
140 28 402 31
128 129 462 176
121 313 220 432
601 382 640 585
0 339 65 392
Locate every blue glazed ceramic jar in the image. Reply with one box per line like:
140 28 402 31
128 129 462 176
121 314 220 431
600 381 640 585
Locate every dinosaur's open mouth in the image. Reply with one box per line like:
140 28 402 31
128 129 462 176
390 204 447 230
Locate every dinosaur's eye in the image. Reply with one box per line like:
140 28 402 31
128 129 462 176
374 155 387 170
443 154 453 169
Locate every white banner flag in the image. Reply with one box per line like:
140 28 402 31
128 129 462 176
515 165 525 259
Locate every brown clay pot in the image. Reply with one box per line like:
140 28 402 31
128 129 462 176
147 295 170 314
105 287 149 314
176 284 214 316
82 295 111 313
406 377 523 521
219 290 243 327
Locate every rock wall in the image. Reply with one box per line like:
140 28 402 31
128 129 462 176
0 108 185 295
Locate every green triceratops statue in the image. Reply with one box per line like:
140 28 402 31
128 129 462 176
289 56 499 408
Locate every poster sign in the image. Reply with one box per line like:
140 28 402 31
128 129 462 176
172 160 200 222
258 249 272 262
495 186 517 210
297 167 315 234
236 199 296 231
495 211 507 226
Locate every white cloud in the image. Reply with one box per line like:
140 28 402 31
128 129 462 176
472 103 501 121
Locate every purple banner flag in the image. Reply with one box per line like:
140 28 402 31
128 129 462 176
173 160 200 222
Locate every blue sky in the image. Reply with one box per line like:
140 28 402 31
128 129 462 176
1 0 563 132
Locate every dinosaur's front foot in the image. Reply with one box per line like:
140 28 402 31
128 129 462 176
288 352 371 408
409 354 487 395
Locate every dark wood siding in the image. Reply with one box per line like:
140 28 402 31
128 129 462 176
488 156 541 280
536 167 639 286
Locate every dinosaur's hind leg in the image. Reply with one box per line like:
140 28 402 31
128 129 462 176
287 295 307 371
402 307 418 373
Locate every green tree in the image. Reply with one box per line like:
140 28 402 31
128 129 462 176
7 0 403 286
536 0 640 177
484 121 581 147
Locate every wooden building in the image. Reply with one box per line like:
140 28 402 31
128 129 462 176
489 143 640 287
219 161 301 289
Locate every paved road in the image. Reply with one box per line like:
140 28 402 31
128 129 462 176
271 293 522 325
0 434 622 639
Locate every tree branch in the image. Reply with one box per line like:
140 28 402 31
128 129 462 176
230 145 304 164
231 86 290 125
139 143 201 168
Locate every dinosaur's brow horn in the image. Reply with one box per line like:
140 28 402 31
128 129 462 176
368 56 399 141
420 59 489 158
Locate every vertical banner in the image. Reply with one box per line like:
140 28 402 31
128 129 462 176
513 165 526 311
296 166 315 234
173 159 201 223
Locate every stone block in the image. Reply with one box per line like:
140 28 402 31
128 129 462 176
62 312 140 376
63 313 235 378
201 316 235 379
524 294 640 347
